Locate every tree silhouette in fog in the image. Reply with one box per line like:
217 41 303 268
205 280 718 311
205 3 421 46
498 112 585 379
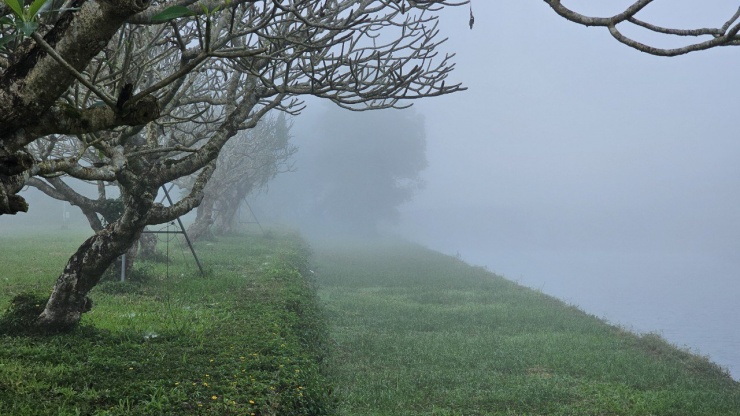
265 106 427 236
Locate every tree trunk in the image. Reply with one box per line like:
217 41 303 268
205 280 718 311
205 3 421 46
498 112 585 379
214 183 252 235
106 239 139 279
213 198 239 235
37 226 143 331
187 197 215 241
37 207 149 331
138 232 159 260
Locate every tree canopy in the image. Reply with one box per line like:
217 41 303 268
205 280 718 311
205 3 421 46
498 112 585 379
0 0 467 330
258 106 427 236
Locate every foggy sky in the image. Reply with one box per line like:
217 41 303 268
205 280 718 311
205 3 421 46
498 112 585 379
398 1 740 256
393 1 740 378
2 0 738 376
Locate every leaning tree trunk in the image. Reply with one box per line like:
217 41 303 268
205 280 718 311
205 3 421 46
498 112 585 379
187 197 215 241
36 209 149 331
106 238 140 279
213 198 239 235
213 183 252 235
138 232 159 260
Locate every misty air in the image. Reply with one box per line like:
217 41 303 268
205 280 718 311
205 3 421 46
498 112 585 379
1 1 739 414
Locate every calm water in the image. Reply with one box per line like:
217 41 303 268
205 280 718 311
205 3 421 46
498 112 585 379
398 211 740 380
454 247 740 380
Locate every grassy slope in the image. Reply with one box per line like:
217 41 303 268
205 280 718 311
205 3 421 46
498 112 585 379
313 238 740 416
0 231 334 415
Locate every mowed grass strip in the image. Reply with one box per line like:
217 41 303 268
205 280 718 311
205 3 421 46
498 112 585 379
313 238 740 416
0 231 335 415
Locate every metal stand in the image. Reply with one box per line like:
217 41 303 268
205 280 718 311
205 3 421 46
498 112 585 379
239 199 266 236
120 184 205 281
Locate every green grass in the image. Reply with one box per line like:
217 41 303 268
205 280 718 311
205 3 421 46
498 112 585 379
313 238 740 416
3 231 739 415
0 230 335 415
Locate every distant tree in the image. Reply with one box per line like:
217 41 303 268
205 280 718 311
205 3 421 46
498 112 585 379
0 0 466 331
544 1 740 56
264 106 427 236
186 111 296 241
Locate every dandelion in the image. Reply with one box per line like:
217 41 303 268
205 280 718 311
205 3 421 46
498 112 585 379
211 395 218 400
202 382 209 387
249 400 255 404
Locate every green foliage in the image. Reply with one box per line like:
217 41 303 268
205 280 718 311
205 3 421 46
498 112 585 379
150 5 194 22
0 0 49 47
0 231 335 415
314 239 740 415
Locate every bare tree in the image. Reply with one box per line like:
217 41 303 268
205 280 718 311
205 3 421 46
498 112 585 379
544 1 740 56
0 0 467 331
186 111 296 241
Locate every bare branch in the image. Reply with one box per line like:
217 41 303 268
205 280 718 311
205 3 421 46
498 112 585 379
544 1 740 57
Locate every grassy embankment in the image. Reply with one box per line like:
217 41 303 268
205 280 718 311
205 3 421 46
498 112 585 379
314 239 740 415
0 230 334 415
3 231 740 415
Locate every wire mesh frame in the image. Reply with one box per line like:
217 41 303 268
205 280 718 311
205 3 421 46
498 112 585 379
120 184 205 281
237 199 266 236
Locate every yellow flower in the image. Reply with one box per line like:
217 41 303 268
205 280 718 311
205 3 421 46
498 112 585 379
202 382 209 387
211 395 218 400
249 400 255 404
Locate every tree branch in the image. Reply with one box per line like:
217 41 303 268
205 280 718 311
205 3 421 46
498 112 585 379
544 1 740 56
28 96 160 137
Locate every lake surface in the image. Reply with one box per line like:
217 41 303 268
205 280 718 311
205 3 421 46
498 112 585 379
462 248 740 380
398 212 740 380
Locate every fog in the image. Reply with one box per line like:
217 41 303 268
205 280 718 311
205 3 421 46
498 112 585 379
258 2 740 379
2 1 738 379
396 2 740 379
